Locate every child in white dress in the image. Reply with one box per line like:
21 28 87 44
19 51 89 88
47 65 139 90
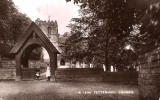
46 66 51 81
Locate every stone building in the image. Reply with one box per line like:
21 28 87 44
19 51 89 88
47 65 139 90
35 18 59 48
35 19 67 68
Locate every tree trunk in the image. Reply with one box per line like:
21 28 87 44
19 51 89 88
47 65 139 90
104 19 109 71
105 37 109 71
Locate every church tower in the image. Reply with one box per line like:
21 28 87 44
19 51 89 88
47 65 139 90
35 18 60 62
35 18 59 47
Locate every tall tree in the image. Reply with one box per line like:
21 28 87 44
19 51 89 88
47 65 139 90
0 0 31 58
66 0 145 70
65 22 89 63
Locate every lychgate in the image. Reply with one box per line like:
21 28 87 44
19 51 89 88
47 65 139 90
10 22 60 81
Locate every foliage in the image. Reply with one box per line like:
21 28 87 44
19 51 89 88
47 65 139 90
0 0 16 41
0 0 31 58
9 12 31 42
134 1 160 53
64 30 89 62
66 0 145 69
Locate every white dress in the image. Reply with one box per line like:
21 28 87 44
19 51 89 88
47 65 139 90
46 67 51 77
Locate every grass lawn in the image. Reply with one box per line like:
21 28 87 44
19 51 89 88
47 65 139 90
0 81 139 100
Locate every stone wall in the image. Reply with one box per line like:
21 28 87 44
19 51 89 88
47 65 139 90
55 68 138 83
55 68 103 82
0 60 16 80
0 60 16 68
103 72 138 84
28 60 48 68
138 47 160 100
0 60 48 80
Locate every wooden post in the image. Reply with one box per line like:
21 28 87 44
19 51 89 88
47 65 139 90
50 53 57 81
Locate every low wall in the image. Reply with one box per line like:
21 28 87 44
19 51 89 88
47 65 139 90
102 72 138 84
0 60 16 68
28 60 48 68
55 68 103 82
0 60 16 80
55 68 138 83
0 60 48 80
138 47 160 100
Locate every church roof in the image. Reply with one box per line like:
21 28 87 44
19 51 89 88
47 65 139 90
10 22 60 54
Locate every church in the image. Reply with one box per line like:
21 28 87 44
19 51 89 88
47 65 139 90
35 18 72 68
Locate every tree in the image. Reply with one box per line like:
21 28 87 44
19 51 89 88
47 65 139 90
65 8 99 65
66 0 145 70
9 12 31 43
0 0 31 58
134 1 160 53
64 29 89 63
0 0 15 41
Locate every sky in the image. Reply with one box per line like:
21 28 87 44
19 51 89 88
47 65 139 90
12 0 80 35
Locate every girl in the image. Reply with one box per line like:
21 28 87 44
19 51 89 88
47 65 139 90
46 65 51 81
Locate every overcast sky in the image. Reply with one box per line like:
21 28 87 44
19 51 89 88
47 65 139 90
12 0 80 35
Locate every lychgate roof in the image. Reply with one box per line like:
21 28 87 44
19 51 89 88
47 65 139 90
10 22 60 54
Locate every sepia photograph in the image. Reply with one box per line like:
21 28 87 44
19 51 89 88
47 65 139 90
0 0 160 100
